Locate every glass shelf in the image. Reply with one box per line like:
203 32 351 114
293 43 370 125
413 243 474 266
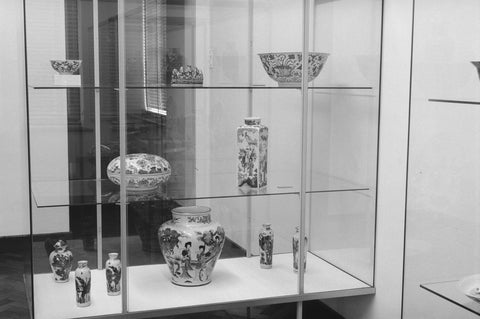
420 280 480 316
30 85 373 90
428 98 480 105
32 172 370 208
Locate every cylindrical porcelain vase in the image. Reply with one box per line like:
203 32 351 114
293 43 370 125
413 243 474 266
105 253 121 296
259 223 274 268
292 226 307 272
75 260 91 307
237 117 268 189
158 206 226 286
48 239 73 283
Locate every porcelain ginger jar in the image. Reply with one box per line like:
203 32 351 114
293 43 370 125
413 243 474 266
49 239 73 282
158 206 225 286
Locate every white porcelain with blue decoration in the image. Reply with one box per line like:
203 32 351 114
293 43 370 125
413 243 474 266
107 153 171 192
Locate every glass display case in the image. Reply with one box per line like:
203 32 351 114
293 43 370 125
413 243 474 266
403 1 480 318
23 0 382 318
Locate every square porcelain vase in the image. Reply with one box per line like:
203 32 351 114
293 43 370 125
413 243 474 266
237 117 268 189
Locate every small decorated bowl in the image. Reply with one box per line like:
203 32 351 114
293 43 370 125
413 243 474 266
471 61 480 80
171 65 203 86
258 52 329 86
50 59 82 75
107 153 171 192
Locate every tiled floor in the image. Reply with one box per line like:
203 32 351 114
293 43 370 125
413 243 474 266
0 236 343 319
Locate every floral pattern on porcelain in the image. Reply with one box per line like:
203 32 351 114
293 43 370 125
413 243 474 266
259 223 273 269
75 261 91 307
258 52 328 86
105 253 121 296
49 239 73 283
237 117 268 188
50 60 82 75
171 65 203 85
107 153 171 192
158 206 225 286
292 226 307 272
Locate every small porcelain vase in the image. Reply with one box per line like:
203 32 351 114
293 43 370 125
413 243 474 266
105 253 121 296
259 223 274 269
158 206 226 286
75 260 91 307
237 117 268 189
48 239 73 283
292 226 307 272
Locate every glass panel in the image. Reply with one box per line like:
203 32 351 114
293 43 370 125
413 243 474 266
25 0 123 317
120 0 304 314
404 0 480 318
306 191 375 289
306 0 381 290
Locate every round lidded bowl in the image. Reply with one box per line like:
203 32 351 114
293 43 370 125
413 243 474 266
107 153 171 192
50 59 82 75
258 52 329 86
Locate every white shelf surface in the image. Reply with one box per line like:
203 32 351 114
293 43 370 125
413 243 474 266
33 253 371 318
128 253 371 312
34 269 122 319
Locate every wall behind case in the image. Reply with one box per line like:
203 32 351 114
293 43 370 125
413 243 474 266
0 0 30 236
403 0 480 318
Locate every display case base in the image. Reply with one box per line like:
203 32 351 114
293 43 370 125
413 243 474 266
128 253 371 313
34 269 121 319
32 253 373 319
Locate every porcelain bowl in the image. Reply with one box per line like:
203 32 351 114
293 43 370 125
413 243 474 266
171 65 203 85
50 59 82 75
258 52 329 86
107 153 171 192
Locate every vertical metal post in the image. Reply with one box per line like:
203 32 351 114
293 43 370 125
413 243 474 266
118 0 128 313
296 301 303 319
93 0 103 271
297 0 311 318
246 0 254 258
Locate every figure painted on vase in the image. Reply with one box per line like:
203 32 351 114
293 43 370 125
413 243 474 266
195 245 207 282
259 223 274 269
237 117 268 189
179 242 194 280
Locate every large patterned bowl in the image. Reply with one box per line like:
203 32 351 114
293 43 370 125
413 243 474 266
258 52 329 86
107 153 171 192
50 60 82 75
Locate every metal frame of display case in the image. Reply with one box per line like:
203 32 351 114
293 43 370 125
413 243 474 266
23 0 382 318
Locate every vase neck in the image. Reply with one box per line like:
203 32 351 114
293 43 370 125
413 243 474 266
108 253 118 260
172 206 211 225
244 117 261 125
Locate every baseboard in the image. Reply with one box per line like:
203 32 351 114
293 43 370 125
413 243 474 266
0 235 30 253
